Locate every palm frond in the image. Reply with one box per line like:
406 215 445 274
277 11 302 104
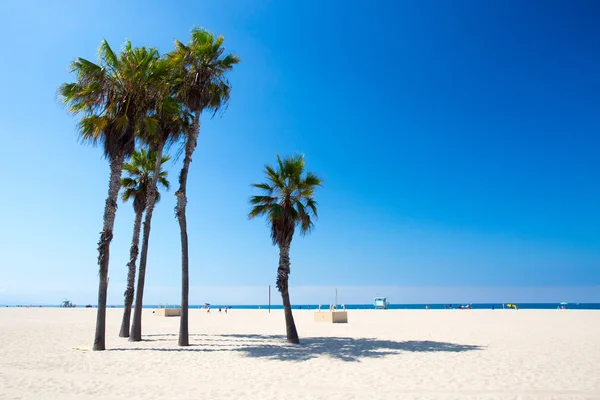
98 40 119 72
248 204 269 219
305 198 318 218
303 172 322 187
251 182 273 194
158 174 170 191
265 165 284 189
78 115 108 144
120 177 137 188
121 187 137 202
249 195 278 205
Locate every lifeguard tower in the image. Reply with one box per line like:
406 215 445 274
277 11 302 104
374 297 389 309
60 300 73 308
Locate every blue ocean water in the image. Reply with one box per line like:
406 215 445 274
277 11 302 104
182 303 600 310
8 303 600 310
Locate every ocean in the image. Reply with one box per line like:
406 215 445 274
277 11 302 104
7 303 600 310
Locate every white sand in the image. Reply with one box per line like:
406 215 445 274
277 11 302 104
1 308 599 400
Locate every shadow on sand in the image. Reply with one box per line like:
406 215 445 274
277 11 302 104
111 333 483 362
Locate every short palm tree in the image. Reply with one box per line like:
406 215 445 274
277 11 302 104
130 94 188 342
59 40 164 350
119 148 170 338
169 27 240 346
249 154 322 344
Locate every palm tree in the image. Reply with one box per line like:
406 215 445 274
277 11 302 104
119 148 170 338
248 154 322 344
130 94 188 342
59 40 164 350
169 28 240 346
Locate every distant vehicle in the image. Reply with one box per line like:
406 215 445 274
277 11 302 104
374 297 389 309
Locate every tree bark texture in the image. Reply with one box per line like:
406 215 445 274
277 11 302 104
176 113 200 347
130 141 165 342
93 154 125 351
118 208 143 337
277 243 299 344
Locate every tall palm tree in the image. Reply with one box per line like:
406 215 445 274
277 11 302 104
59 40 164 350
169 28 240 346
130 95 188 342
119 148 170 338
248 154 322 344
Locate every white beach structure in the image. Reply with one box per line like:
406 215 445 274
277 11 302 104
374 297 389 309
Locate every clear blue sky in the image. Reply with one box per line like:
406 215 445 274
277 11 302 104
0 0 599 305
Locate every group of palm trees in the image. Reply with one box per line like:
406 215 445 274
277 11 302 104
60 28 239 350
60 27 321 350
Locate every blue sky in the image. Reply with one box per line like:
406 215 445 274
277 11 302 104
0 0 599 305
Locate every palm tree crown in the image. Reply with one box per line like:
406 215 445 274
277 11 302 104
59 41 165 159
169 27 240 115
249 154 322 248
121 148 170 213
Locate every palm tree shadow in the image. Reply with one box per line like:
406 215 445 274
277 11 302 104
111 333 483 362
227 335 483 362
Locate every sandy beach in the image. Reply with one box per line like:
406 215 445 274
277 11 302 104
0 308 599 400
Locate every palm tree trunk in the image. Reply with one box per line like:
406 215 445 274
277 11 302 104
93 153 125 351
176 113 200 347
130 141 165 342
118 207 144 337
277 243 299 344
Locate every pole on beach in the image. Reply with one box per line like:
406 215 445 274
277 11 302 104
335 288 338 309
268 285 271 313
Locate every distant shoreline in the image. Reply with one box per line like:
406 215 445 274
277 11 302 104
3 302 600 310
